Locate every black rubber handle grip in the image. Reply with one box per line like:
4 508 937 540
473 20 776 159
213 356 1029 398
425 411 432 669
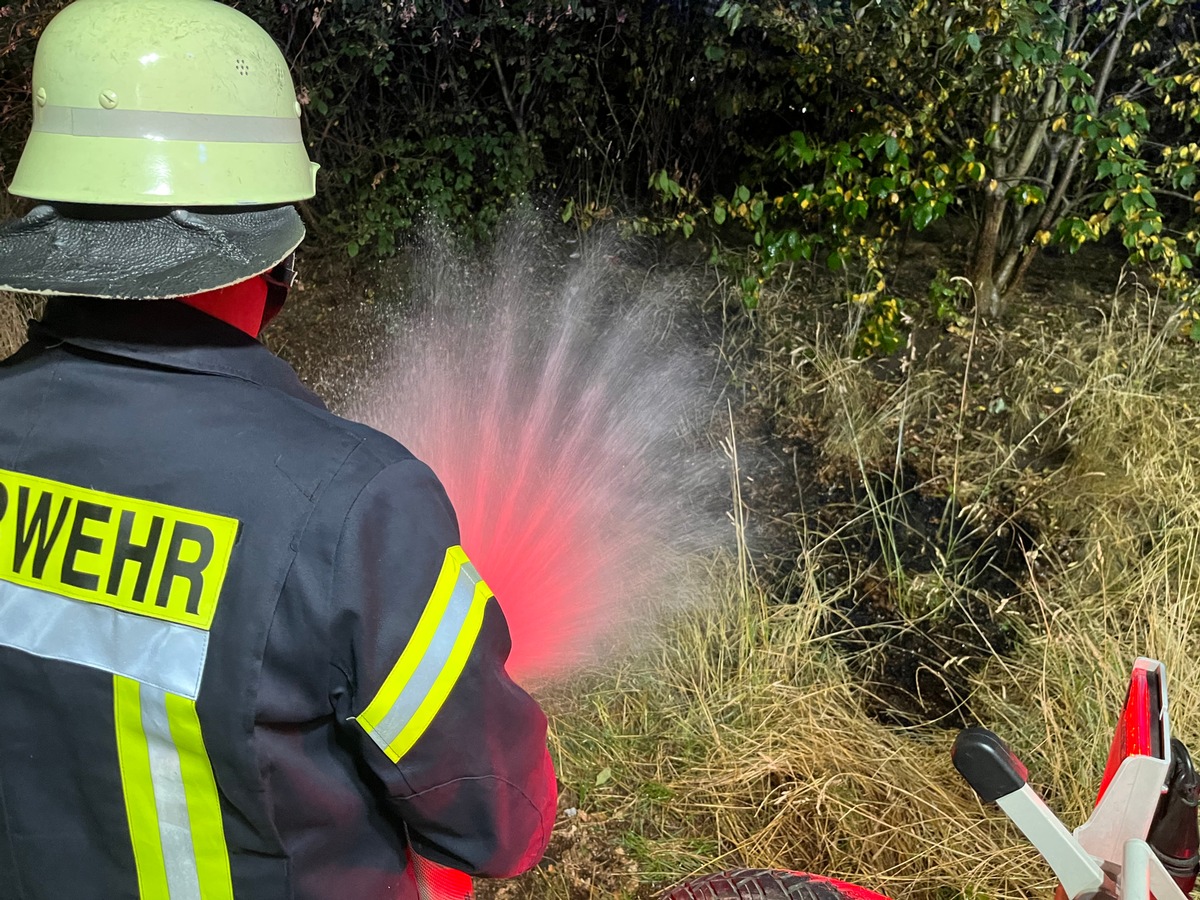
953 726 1030 803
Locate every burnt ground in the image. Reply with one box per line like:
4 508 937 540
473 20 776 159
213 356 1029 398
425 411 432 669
743 441 1035 728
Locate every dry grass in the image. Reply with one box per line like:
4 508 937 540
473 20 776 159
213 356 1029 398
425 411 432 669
0 293 39 358
488 271 1200 900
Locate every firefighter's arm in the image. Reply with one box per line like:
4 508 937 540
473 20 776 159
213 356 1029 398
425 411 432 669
329 458 556 877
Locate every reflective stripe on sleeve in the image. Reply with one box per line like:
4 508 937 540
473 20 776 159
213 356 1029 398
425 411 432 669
0 579 207 699
355 546 493 764
114 676 234 900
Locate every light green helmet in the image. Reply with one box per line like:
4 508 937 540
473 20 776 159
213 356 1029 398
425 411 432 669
0 0 318 300
10 0 317 206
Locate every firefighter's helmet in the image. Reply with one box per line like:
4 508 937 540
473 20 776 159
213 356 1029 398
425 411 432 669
0 0 318 300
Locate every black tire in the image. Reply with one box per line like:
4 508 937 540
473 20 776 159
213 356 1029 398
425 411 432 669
662 869 867 900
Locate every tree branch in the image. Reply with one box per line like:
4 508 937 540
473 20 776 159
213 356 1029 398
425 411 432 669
490 48 527 144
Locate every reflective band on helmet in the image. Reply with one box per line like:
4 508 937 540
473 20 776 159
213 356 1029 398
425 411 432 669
114 676 234 900
356 546 492 763
35 105 303 145
0 579 207 698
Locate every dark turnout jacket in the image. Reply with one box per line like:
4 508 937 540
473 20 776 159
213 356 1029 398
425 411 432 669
0 298 555 900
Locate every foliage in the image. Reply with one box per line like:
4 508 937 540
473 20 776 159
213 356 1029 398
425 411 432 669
686 0 1200 324
242 0 772 253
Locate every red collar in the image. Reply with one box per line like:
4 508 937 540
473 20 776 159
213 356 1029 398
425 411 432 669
177 277 269 337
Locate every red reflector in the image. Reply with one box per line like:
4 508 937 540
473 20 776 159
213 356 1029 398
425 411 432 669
1097 665 1161 802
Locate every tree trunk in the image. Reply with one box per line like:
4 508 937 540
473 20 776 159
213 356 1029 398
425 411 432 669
970 190 1007 317
1000 243 1043 306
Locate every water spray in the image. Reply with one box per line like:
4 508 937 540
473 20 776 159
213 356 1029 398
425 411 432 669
352 218 730 686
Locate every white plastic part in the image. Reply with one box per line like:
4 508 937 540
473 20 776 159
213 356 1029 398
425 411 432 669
1121 838 1189 900
1074 753 1172 866
996 784 1106 899
1075 659 1171 869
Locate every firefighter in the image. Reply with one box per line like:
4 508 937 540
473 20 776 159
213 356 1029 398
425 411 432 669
0 0 556 898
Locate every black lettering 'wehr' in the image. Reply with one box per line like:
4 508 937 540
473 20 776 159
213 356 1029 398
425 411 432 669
0 481 7 522
61 501 113 591
155 522 214 615
106 511 165 603
14 487 72 580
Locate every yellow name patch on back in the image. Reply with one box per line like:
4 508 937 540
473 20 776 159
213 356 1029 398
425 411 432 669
0 468 238 630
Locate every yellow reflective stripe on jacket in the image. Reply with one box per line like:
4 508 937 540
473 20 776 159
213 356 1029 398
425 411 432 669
113 675 234 900
0 466 238 630
356 546 492 763
115 677 170 897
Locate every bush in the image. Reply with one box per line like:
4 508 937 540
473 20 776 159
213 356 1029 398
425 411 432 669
242 0 781 252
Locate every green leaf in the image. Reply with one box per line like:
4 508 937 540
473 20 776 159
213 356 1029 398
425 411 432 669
595 767 612 787
860 133 887 162
965 31 981 53
784 131 815 165
704 44 726 62
884 136 900 161
868 176 896 197
713 204 727 225
715 1 743 32
561 198 575 223
1060 63 1092 87
736 185 751 204
347 241 361 258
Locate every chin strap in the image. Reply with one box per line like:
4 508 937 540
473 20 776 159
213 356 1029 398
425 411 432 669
261 253 297 330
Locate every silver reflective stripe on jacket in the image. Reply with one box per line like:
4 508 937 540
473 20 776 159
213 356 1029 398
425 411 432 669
0 579 207 698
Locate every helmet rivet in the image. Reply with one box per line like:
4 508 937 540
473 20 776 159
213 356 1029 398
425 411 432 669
35 88 47 107
99 90 118 109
